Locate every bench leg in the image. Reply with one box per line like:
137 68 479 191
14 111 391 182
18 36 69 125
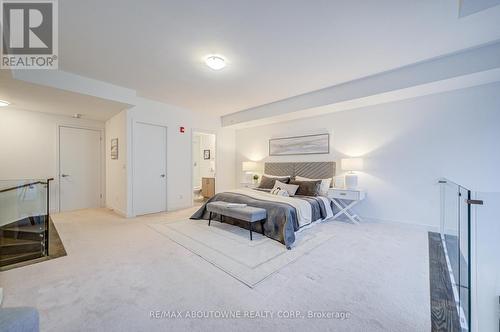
260 220 265 236
249 222 253 241
208 211 212 226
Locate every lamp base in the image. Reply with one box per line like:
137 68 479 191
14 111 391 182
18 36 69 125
244 172 253 183
344 173 358 190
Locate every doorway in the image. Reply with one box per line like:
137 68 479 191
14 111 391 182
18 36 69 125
192 132 216 204
133 122 167 216
59 126 102 212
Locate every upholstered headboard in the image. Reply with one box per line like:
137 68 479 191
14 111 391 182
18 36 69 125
264 162 336 180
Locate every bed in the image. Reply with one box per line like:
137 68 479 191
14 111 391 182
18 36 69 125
191 162 336 248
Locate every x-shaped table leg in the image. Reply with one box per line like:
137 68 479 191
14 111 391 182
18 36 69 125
332 199 360 224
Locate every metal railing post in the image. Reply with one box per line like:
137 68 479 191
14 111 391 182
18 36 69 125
45 178 52 256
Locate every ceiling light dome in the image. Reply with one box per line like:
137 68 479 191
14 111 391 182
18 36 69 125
205 55 226 70
0 100 10 107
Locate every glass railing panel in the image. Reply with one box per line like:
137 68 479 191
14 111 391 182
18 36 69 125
458 186 470 329
0 179 52 268
0 180 48 227
439 179 472 331
441 180 460 288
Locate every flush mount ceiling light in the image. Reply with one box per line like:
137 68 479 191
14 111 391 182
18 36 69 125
0 100 10 107
205 55 226 70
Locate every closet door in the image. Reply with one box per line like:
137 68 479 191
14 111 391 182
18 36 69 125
133 122 167 215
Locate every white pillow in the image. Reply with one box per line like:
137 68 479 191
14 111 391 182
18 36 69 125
270 188 289 197
272 180 299 197
295 176 332 196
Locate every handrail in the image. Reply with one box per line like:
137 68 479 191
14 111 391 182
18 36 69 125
0 178 54 194
438 178 483 205
437 177 471 191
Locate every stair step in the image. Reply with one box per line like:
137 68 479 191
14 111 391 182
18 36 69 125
0 216 47 229
1 225 45 233
0 237 40 245
0 238 42 255
1 224 45 242
0 252 43 267
0 230 44 241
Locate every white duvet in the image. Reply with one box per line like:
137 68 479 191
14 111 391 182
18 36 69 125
226 188 333 228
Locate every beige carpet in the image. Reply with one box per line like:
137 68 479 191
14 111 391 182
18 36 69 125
0 208 431 331
149 219 334 287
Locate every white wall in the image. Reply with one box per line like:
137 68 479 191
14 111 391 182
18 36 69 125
234 82 500 228
105 110 128 216
215 126 237 193
0 108 105 213
128 98 201 214
106 98 235 217
5 70 236 217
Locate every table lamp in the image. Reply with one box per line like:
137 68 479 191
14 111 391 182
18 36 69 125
242 161 258 183
341 158 363 189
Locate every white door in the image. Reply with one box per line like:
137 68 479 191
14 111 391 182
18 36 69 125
59 126 101 211
133 122 167 215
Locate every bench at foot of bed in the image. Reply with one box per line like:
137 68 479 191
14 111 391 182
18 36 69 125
206 202 267 241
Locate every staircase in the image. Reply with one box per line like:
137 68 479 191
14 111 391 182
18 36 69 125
0 216 47 267
0 178 53 269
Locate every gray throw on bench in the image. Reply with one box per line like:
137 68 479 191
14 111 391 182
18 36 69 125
206 202 267 241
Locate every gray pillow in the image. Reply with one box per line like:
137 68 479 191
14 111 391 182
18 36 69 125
258 175 290 189
289 180 322 196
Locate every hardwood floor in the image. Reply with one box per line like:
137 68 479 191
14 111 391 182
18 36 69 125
428 232 461 332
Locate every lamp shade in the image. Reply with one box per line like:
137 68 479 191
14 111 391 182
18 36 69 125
341 158 363 171
242 161 258 172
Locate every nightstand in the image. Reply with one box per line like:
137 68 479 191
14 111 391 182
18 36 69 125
240 182 257 189
327 188 366 224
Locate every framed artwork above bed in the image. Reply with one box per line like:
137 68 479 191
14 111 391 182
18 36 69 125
269 133 329 156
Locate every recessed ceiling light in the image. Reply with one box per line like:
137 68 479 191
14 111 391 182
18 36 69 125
0 100 10 107
205 55 226 70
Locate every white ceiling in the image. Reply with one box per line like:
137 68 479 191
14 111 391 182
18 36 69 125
58 0 500 116
0 71 130 121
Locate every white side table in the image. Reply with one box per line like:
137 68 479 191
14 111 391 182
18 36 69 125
240 182 257 189
328 188 366 224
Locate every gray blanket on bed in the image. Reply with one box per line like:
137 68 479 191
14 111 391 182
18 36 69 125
190 191 331 248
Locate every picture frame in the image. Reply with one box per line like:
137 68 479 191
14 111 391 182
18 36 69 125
203 149 211 160
111 138 118 159
269 133 330 156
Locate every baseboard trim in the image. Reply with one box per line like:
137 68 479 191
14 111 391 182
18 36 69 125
105 205 128 218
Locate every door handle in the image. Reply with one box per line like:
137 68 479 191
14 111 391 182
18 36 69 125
61 174 70 178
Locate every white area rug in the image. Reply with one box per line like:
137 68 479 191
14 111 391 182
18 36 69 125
149 219 334 287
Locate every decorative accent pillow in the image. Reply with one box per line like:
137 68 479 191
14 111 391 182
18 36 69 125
295 176 332 196
270 187 289 197
289 179 322 196
257 175 290 189
272 180 299 197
